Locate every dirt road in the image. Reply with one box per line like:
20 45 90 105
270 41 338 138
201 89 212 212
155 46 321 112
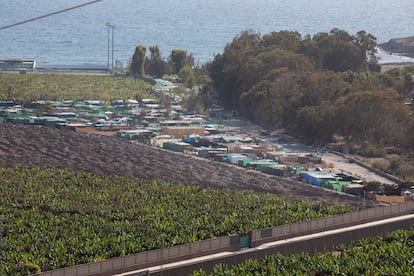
225 117 399 186
320 153 396 185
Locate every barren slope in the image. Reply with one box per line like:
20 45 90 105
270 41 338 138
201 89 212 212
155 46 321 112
0 123 366 206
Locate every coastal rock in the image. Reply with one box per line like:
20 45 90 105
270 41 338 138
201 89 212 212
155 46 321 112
379 36 414 57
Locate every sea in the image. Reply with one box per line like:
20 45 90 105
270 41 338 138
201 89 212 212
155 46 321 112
1 0 414 66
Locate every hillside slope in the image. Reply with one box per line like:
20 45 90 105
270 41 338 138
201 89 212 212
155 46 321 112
0 123 365 206
379 36 414 57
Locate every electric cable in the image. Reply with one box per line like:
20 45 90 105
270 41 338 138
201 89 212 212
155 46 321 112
0 0 103 31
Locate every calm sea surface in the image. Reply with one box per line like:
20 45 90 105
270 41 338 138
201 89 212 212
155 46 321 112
1 0 414 65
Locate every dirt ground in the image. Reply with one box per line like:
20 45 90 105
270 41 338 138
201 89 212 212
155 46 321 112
319 153 396 185
380 62 414 72
0 123 369 207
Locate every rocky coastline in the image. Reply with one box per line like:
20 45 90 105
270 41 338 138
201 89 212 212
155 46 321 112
379 36 414 58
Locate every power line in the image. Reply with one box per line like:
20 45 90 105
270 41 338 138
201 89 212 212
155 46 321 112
0 0 103 31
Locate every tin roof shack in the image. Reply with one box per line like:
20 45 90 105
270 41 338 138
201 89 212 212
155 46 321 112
324 180 351 192
266 151 301 164
335 173 362 183
31 116 67 127
163 141 193 153
229 144 260 159
1 110 23 123
214 153 248 164
227 153 249 165
160 120 192 127
297 154 322 164
302 172 337 187
183 136 222 148
74 126 118 136
257 164 288 177
219 135 253 144
194 147 228 158
52 112 77 121
4 117 30 125
152 137 174 147
57 122 90 130
203 123 225 134
159 127 206 138
181 116 205 126
226 141 265 159
343 183 364 196
141 98 159 105
0 59 35 71
240 159 277 169
117 129 155 143
0 101 16 107
5 115 67 128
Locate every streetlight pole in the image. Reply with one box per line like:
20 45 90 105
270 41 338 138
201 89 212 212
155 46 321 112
111 24 115 74
105 22 115 74
106 22 110 72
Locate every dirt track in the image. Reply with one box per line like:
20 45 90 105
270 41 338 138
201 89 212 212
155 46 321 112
0 123 367 206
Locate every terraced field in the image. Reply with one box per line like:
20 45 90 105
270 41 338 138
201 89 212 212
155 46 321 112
0 123 367 206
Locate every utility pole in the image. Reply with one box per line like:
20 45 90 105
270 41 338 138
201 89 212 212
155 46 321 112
106 22 110 71
105 22 115 74
111 24 115 74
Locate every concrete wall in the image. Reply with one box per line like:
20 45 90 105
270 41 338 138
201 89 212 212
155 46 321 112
154 215 414 276
249 201 414 247
38 235 239 276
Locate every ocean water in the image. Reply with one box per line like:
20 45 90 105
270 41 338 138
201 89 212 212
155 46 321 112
1 0 413 65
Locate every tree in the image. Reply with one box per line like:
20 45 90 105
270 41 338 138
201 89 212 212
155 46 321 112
313 32 364 72
169 49 193 74
355 31 378 61
130 45 146 76
145 45 169 78
211 30 314 111
299 29 378 72
198 81 214 111
178 64 197 88
217 30 261 110
335 90 410 146
261 30 302 51
295 103 337 144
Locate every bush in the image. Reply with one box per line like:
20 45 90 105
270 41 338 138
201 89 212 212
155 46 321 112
365 181 382 192
389 156 402 174
398 164 414 181
359 144 386 158
371 159 389 172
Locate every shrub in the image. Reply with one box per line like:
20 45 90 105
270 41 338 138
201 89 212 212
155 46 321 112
371 159 389 172
365 181 382 192
359 144 386 158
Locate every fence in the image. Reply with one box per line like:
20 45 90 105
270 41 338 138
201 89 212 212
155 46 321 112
38 201 414 276
160 215 414 276
38 234 240 276
249 200 414 247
